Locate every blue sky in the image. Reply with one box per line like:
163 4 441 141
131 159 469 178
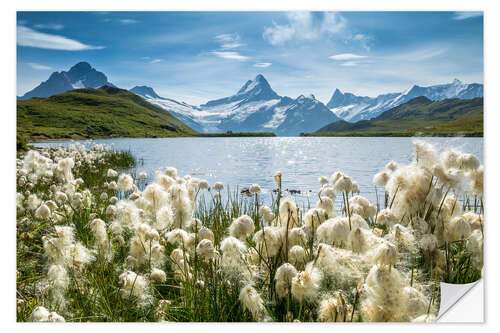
17 11 483 105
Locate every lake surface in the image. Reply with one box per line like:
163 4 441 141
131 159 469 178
34 137 483 208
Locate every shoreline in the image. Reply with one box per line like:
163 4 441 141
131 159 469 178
27 133 483 144
24 132 277 144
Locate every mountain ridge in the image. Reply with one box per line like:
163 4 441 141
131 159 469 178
18 61 484 136
312 96 483 136
327 79 483 122
19 62 115 100
132 74 341 136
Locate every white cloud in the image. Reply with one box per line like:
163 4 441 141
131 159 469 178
453 12 483 20
150 59 162 64
221 43 243 49
263 12 346 45
17 26 104 51
340 61 357 67
119 19 139 24
253 62 272 68
27 62 52 70
329 53 367 61
211 51 249 61
397 48 446 61
215 33 238 43
263 22 295 45
214 33 243 49
33 23 64 30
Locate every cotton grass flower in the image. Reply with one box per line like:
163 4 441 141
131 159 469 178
386 224 416 252
165 167 178 178
107 169 118 178
360 264 407 322
34 204 51 219
229 215 255 240
333 174 353 193
469 165 483 197
288 245 306 267
316 196 335 218
30 306 65 322
371 242 398 268
275 263 298 298
90 218 111 257
117 173 134 191
318 176 329 185
249 184 261 194
373 170 390 187
196 239 218 260
213 181 224 191
150 268 167 283
319 185 336 200
445 216 472 242
349 195 376 219
403 286 429 320
291 264 321 303
259 205 275 223
287 227 307 247
239 285 271 321
119 270 151 307
197 226 215 242
458 153 480 171
220 236 248 279
279 197 299 228
303 208 327 230
467 230 483 270
318 293 351 322
413 139 439 169
274 171 282 186
253 226 282 258
47 264 69 307
317 217 350 246
376 209 398 228
462 211 483 231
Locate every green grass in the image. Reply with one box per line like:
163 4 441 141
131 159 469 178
17 86 198 141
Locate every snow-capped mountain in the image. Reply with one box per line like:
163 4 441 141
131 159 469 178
20 61 482 135
18 62 114 100
327 79 483 122
132 75 341 136
130 86 205 132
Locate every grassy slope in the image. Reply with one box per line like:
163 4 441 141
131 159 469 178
17 86 198 140
308 97 483 137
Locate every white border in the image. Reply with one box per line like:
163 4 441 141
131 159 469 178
2 0 498 331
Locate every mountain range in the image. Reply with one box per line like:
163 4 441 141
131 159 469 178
18 62 484 136
131 74 341 136
327 79 483 122
313 96 483 137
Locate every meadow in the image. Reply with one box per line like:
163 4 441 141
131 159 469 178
16 140 483 322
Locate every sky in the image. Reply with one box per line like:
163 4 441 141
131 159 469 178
17 11 483 105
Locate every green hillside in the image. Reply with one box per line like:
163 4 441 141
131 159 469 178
307 97 483 137
17 86 198 141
